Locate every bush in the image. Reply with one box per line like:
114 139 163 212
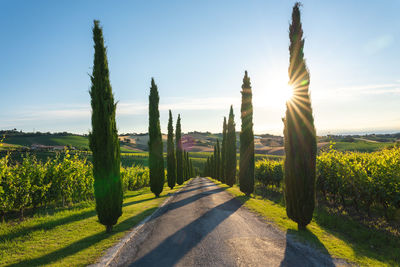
121 165 150 191
255 159 283 188
0 151 150 220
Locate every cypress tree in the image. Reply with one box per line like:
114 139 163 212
207 156 211 177
167 110 176 189
213 144 217 179
190 159 194 178
221 117 227 183
176 115 183 185
283 2 317 230
148 78 165 197
226 105 237 186
239 71 255 195
216 139 221 180
183 151 187 180
204 157 210 177
186 152 190 180
89 20 122 233
210 155 214 179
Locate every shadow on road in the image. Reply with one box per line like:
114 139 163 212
130 197 243 266
279 229 334 267
149 186 227 222
175 184 216 195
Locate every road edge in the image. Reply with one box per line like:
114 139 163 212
90 180 192 267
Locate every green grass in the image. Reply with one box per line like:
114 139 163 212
0 182 188 266
208 178 400 267
4 135 90 150
332 140 393 153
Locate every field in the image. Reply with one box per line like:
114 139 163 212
1 132 399 266
332 140 394 153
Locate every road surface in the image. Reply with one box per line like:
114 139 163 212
111 177 348 267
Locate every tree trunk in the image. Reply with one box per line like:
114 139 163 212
298 223 306 231
20 208 24 220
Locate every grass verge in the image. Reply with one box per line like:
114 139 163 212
208 178 400 267
0 182 188 266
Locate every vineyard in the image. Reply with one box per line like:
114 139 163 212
0 151 150 221
254 146 400 225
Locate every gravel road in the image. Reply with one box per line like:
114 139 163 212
111 177 349 267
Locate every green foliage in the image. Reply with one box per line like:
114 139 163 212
88 20 123 232
317 147 400 220
226 105 237 186
239 71 255 195
148 78 165 197
121 165 150 191
283 3 317 230
221 117 227 183
216 139 221 180
255 159 283 188
176 115 183 185
167 110 176 189
0 151 93 220
185 151 190 180
0 151 151 222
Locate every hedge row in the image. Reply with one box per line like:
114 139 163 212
0 151 150 220
254 147 400 220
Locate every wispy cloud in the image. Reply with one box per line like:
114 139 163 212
313 81 400 100
118 96 239 115
0 96 240 125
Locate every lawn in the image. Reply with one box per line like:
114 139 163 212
332 140 393 153
0 182 188 266
208 178 400 267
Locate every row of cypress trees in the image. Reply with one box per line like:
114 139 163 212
150 87 196 195
203 70 255 194
201 2 316 230
90 2 316 232
203 104 237 187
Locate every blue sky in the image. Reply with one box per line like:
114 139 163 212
1 0 400 135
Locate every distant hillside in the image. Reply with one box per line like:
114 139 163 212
2 130 398 154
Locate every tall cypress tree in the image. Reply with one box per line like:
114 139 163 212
213 144 217 179
167 110 176 189
190 159 194 178
186 152 190 180
226 105 237 186
204 157 210 177
183 150 187 180
148 78 165 197
221 117 227 183
216 139 221 180
210 154 214 178
176 115 183 185
284 2 317 230
89 20 122 233
239 71 255 195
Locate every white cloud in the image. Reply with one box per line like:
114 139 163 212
313 81 400 100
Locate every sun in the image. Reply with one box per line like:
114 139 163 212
281 83 293 103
